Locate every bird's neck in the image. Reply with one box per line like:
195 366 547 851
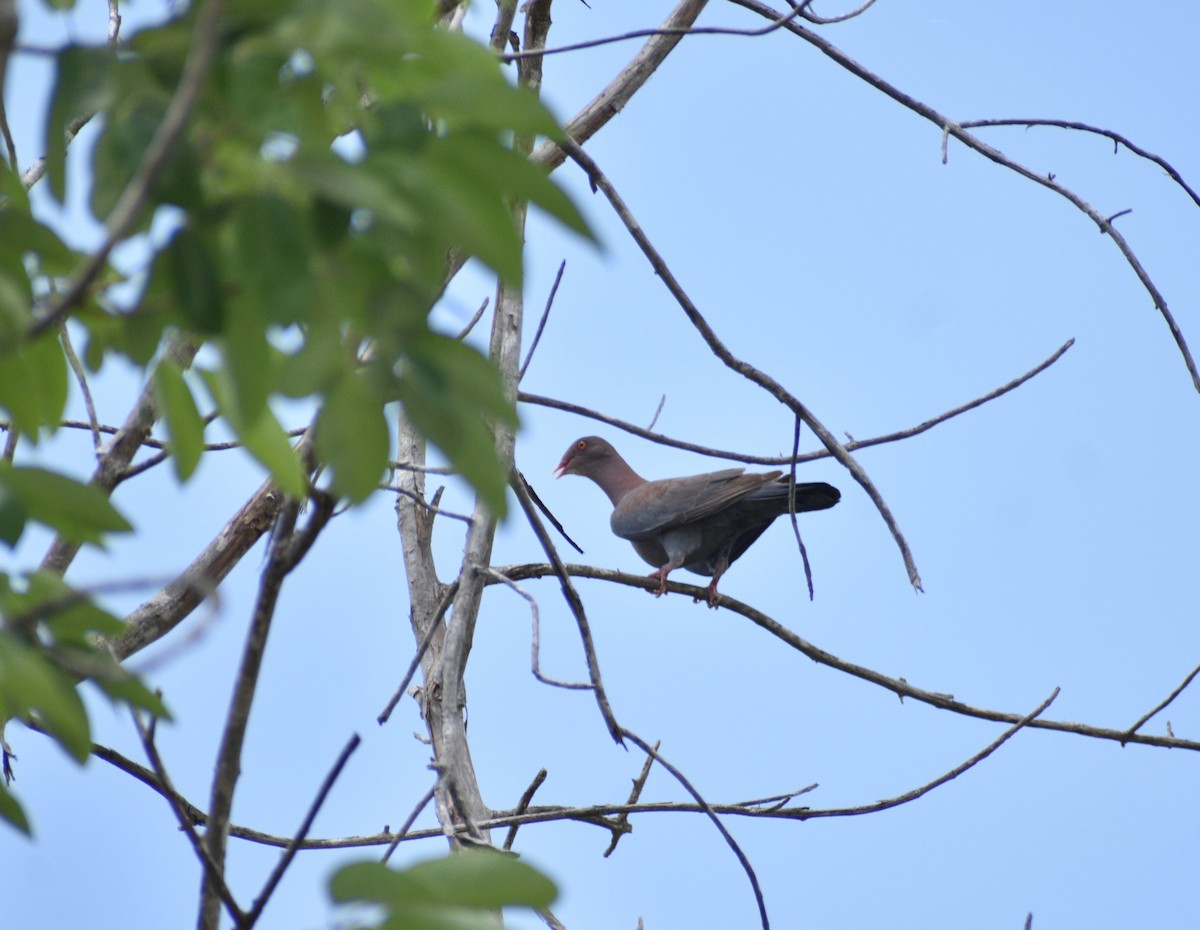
592 458 647 507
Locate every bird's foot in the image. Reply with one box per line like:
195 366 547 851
648 569 669 597
705 581 721 609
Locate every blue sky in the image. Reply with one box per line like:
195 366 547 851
5 2 1200 928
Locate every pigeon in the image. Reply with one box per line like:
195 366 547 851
554 436 840 606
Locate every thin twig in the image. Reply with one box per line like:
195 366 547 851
481 566 591 690
381 784 437 864
729 0 1199 392
377 580 459 724
604 743 657 857
802 689 1059 819
454 297 490 341
957 118 1200 209
621 730 770 930
29 0 227 339
560 137 924 592
131 710 245 924
786 416 816 601
489 562 1200 753
504 768 549 851
520 338 1074 466
503 1 812 61
520 259 566 381
242 734 361 928
517 469 584 554
55 323 102 451
1123 661 1200 743
646 395 666 432
511 471 624 743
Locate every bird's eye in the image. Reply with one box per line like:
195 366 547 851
577 440 586 451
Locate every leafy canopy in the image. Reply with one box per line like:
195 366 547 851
0 0 590 833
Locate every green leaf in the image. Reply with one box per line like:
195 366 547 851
398 335 516 519
166 225 224 334
435 133 591 242
91 99 201 219
200 369 308 498
330 852 557 929
154 358 206 481
401 143 524 283
0 784 31 835
405 850 557 909
0 481 26 546
0 332 68 440
0 632 91 763
220 297 271 427
19 572 124 642
330 861 434 906
315 372 390 502
46 45 114 202
90 667 171 719
0 465 132 544
223 194 315 325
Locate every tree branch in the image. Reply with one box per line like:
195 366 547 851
28 0 226 339
728 0 1200 392
559 136 924 591
491 562 1200 752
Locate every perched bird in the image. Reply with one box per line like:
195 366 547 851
554 436 840 606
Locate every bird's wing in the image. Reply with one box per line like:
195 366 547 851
610 468 782 541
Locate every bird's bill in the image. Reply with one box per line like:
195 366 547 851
552 458 570 479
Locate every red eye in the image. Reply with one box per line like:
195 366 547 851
577 440 586 450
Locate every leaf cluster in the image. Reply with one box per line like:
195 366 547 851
0 0 590 835
330 850 557 930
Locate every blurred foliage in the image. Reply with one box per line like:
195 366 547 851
331 849 558 929
0 0 590 833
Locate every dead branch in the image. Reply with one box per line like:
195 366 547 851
560 136 925 592
728 0 1199 392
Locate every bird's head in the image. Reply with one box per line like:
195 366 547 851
553 436 616 479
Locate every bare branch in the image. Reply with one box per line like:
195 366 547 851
520 259 567 381
520 337 1074 466
381 784 437 864
454 296 490 341
132 710 245 925
242 734 361 929
728 0 1200 392
529 0 710 174
503 1 812 62
41 335 201 577
511 471 624 742
57 324 103 452
481 566 591 690
800 689 1059 819
1123 661 1200 743
786 416 816 601
797 0 879 25
559 136 924 591
491 562 1200 753
199 498 300 929
377 580 460 725
106 475 287 662
604 743 656 857
503 768 549 851
957 118 1200 209
621 730 770 930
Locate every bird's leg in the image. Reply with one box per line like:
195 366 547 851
648 566 671 596
703 556 731 609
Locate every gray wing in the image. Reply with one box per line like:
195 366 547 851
610 468 782 541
